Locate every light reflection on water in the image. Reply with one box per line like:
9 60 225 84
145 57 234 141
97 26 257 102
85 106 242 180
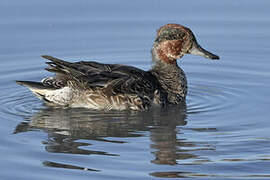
1 0 270 179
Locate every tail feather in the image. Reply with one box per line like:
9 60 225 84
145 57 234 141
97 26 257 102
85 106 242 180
41 55 70 66
16 80 54 99
16 80 48 90
42 55 84 78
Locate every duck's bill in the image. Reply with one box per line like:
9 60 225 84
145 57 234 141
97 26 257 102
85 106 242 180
189 43 219 60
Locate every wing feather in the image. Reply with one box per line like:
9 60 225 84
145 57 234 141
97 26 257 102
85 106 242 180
42 55 158 98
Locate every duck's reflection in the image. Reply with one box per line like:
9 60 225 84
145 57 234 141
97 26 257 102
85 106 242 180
14 103 209 176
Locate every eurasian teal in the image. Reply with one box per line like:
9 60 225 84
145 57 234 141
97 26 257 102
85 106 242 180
17 24 219 111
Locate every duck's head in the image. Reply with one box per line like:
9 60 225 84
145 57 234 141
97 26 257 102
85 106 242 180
152 24 219 64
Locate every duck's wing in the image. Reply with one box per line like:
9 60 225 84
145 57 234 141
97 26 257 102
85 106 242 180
42 55 157 96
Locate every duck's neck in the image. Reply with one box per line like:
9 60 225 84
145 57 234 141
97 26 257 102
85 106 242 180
150 47 187 103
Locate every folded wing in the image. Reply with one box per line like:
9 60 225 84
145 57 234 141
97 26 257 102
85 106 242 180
42 55 158 97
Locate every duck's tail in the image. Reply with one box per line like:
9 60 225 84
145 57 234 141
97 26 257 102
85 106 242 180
16 80 54 100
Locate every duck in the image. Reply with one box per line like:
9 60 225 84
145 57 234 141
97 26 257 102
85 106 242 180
16 23 219 111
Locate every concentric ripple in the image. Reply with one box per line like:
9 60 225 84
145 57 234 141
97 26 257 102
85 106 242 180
0 89 43 118
187 83 245 115
0 64 45 119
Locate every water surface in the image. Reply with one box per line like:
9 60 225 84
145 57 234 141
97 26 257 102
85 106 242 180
1 0 270 179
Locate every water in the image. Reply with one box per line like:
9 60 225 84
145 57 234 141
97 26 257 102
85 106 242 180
1 0 270 179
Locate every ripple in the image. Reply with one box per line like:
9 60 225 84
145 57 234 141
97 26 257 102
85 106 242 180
186 82 247 115
0 88 43 118
0 65 45 118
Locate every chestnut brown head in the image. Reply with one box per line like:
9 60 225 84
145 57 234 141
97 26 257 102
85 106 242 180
153 24 219 64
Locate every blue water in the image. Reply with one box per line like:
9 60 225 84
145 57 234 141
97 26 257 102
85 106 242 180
1 0 270 179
